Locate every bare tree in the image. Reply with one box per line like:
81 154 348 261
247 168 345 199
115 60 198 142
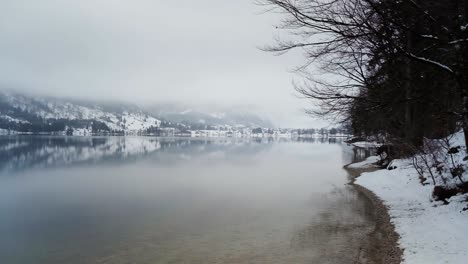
260 0 468 147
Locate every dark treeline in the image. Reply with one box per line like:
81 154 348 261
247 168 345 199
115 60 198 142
0 118 112 134
260 0 468 150
0 99 114 134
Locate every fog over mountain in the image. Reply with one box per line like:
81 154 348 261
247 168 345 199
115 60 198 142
0 90 274 135
0 0 327 128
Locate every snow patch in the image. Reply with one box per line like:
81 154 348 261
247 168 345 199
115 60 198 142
347 155 380 169
0 115 30 124
351 141 382 148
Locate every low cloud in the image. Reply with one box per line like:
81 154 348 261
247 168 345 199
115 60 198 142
0 0 327 127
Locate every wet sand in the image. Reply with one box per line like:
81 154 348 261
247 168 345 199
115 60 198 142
344 165 403 264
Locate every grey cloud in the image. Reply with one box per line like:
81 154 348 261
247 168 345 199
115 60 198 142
0 0 327 127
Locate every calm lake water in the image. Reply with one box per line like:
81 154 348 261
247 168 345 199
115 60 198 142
0 136 374 264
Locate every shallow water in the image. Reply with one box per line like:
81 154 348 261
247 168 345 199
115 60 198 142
0 136 374 264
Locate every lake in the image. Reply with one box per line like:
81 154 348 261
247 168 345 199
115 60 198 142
0 136 375 264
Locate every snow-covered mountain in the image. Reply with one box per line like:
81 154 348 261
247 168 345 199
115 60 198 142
0 91 161 134
0 91 273 134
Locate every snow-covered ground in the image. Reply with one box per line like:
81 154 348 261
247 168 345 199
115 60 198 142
347 155 380 169
354 132 468 264
351 141 382 148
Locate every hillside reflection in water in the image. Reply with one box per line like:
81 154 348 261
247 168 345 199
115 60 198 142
0 136 375 264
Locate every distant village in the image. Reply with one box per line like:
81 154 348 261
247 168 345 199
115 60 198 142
144 126 350 138
0 118 350 138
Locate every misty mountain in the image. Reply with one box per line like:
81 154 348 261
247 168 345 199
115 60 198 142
0 91 273 134
0 91 160 134
146 103 273 129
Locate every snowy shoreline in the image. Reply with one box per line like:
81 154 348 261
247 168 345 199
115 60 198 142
344 162 402 264
352 154 468 263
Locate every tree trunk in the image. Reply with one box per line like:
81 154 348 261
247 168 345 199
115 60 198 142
404 28 416 145
458 0 468 151
462 0 468 151
461 94 468 152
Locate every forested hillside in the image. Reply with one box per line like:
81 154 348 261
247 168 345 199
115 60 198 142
0 91 273 134
0 91 161 134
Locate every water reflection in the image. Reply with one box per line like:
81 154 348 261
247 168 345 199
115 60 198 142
350 147 375 163
0 136 348 175
0 136 374 264
0 136 278 175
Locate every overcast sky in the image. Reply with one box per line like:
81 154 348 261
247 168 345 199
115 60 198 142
0 0 328 127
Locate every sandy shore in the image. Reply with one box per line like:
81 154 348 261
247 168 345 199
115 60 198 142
344 165 403 264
